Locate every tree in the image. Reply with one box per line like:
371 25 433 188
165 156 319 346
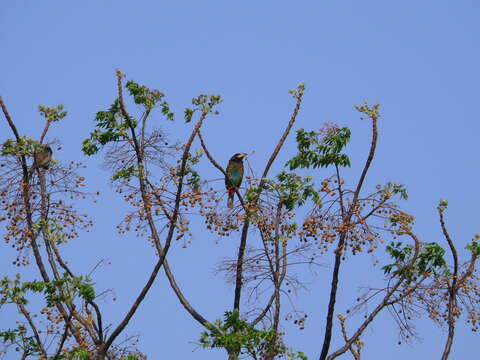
1 71 479 360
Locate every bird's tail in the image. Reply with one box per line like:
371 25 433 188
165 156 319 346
227 190 235 209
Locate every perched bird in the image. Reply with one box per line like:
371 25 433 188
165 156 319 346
33 145 53 170
225 153 247 208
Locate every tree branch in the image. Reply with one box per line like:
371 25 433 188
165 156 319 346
319 108 378 360
54 310 74 359
162 257 209 326
0 96 22 141
439 206 459 360
102 71 209 354
233 84 304 312
337 314 360 360
327 230 420 360
17 302 47 358
197 129 246 211
102 256 164 352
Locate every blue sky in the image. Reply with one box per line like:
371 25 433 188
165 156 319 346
1 1 479 359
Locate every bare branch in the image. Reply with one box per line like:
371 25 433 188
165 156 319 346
163 257 209 326
39 119 52 145
438 205 459 360
0 96 22 141
233 84 304 312
260 84 305 182
102 256 164 353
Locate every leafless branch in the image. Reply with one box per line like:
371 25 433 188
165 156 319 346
439 205 458 360
233 84 304 312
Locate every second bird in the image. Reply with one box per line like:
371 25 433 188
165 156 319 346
225 153 247 209
34 145 53 170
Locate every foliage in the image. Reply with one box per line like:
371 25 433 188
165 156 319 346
185 149 203 192
248 171 320 211
354 101 380 121
1 136 44 157
125 80 172 117
81 99 125 156
184 94 223 123
200 310 275 358
82 77 174 156
287 126 351 170
382 241 447 282
378 182 409 201
0 326 41 358
112 165 138 181
38 104 67 123
200 310 306 359
1 273 95 307
61 347 92 360
467 237 480 258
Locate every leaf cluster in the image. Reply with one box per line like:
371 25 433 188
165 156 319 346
1 273 95 307
354 102 380 120
82 99 128 156
112 165 138 181
184 94 223 123
287 127 351 170
38 104 67 123
82 79 174 156
250 171 320 211
1 137 44 157
185 149 203 191
0 326 41 358
467 238 480 258
125 80 173 120
382 242 447 283
200 310 279 358
379 182 409 201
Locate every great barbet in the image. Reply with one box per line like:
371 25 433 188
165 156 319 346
225 153 247 208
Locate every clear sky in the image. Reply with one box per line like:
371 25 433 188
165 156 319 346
1 1 479 359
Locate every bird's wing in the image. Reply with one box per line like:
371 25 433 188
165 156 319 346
225 161 234 188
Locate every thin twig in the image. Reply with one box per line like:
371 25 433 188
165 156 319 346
17 302 47 358
54 310 74 358
327 230 420 360
337 315 360 360
0 96 21 140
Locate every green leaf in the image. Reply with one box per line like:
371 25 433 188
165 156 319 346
38 104 67 122
287 126 351 170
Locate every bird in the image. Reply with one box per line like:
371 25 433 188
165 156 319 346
33 145 53 170
225 153 247 209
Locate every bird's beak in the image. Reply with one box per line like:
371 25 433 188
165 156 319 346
238 153 247 158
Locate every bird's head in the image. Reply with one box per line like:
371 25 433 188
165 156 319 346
230 153 247 162
43 145 53 154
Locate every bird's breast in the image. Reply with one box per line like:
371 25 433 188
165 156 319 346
229 168 242 184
